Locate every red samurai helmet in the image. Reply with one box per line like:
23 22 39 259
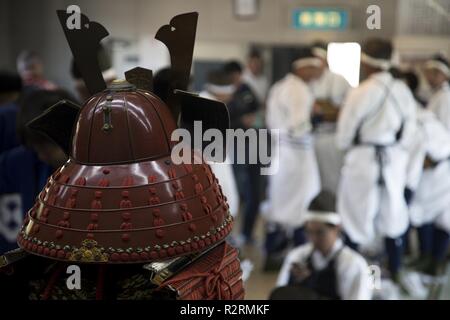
17 11 232 264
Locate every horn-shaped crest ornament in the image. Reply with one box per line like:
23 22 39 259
57 10 108 95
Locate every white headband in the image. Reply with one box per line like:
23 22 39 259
361 52 391 70
304 211 341 226
292 57 323 69
204 83 235 95
424 60 450 77
312 47 327 60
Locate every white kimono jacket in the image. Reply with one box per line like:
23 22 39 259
336 72 416 245
265 74 320 228
276 238 372 300
310 69 351 194
407 106 450 232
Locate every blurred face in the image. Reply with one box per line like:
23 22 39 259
33 62 44 77
295 66 323 83
248 57 263 76
318 56 328 69
424 68 448 90
305 221 340 254
360 62 372 80
21 61 44 79
34 142 68 169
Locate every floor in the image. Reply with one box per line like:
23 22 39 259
231 210 282 300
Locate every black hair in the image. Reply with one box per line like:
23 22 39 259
0 71 23 93
307 191 338 229
248 48 262 60
17 89 76 147
389 67 403 79
362 38 393 61
292 47 316 65
223 61 243 74
402 71 420 94
308 190 336 212
207 69 233 86
311 40 327 50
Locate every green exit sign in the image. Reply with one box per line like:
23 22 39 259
292 8 348 30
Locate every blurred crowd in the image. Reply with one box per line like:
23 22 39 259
1 36 450 300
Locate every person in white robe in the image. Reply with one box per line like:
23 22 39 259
336 38 416 281
272 192 372 300
309 43 352 195
406 56 450 275
242 49 268 106
407 106 450 275
263 49 322 269
424 55 450 131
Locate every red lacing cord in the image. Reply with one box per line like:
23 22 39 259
41 263 65 300
156 244 233 299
